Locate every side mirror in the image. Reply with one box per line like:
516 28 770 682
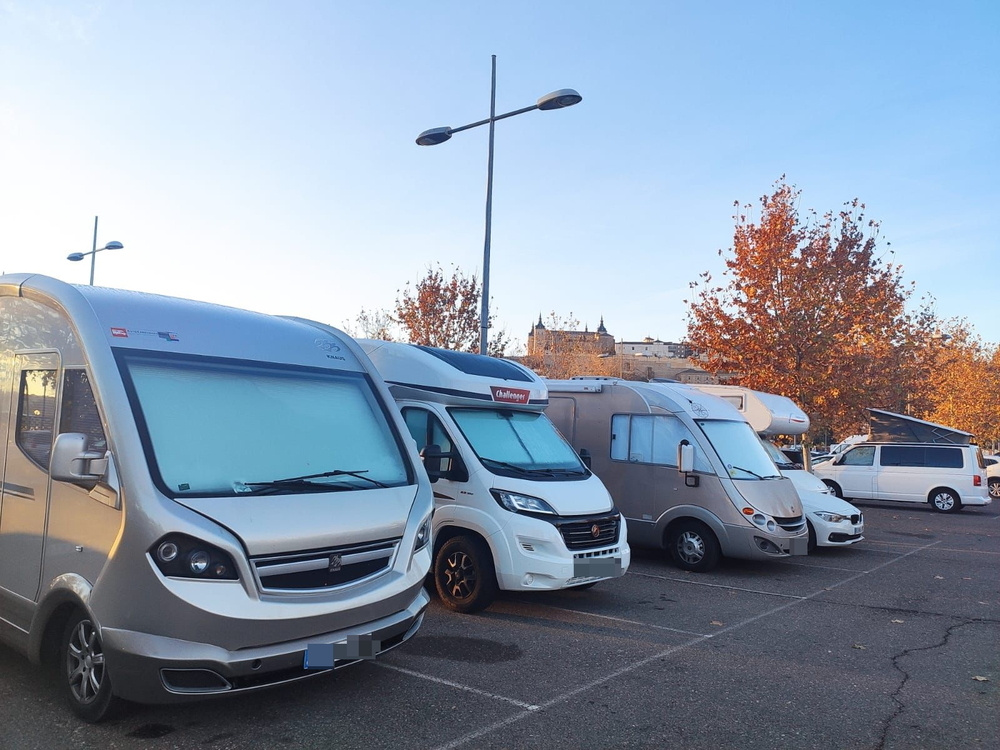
51 432 108 484
578 448 592 469
678 440 694 474
419 444 444 484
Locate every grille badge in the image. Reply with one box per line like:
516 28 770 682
591 524 601 538
328 554 343 572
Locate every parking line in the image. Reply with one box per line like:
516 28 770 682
430 540 941 750
773 560 861 572
531 603 712 638
630 570 804 599
374 662 541 711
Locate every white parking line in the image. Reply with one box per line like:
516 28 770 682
429 539 941 750
630 570 805 599
374 662 540 711
773 560 861 572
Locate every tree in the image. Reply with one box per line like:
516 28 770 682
685 179 939 443
394 264 509 356
341 307 397 341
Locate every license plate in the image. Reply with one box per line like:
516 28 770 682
305 635 380 669
573 556 622 578
789 535 809 556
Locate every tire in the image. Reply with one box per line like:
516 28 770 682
929 488 962 514
59 610 121 723
667 520 721 573
434 536 498 613
807 521 818 553
822 480 844 499
989 478 1000 500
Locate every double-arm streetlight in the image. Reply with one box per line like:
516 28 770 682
416 55 582 355
67 216 124 285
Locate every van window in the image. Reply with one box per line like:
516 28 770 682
611 414 712 472
118 352 411 496
60 370 107 453
842 445 875 466
402 408 458 474
880 445 963 469
16 369 58 469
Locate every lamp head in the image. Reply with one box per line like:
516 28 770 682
416 127 453 146
536 89 582 111
102 241 124 250
67 253 85 262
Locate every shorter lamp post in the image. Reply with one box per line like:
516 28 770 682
67 216 124 285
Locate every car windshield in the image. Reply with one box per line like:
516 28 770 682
449 408 587 477
759 437 798 469
696 419 782 480
117 351 411 497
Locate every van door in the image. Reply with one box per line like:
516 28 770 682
401 406 469 509
832 445 877 500
0 352 60 609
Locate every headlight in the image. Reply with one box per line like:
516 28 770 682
414 516 432 552
750 512 777 532
815 511 848 523
491 489 557 515
150 533 239 580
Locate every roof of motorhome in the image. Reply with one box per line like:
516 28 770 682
690 385 810 436
1 273 368 372
866 409 974 445
359 340 548 408
547 378 747 421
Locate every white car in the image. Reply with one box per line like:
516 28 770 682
985 455 1000 500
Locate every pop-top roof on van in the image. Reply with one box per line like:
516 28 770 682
866 409 973 445
359 340 547 409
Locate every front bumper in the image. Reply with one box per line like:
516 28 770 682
721 523 808 560
811 516 865 547
102 587 430 705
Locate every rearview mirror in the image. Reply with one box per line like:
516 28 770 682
578 448 592 469
419 444 444 484
51 432 108 485
678 440 694 474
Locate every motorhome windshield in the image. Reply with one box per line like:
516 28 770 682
116 351 411 497
449 408 587 477
697 420 782 480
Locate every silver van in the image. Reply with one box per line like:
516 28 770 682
546 379 807 572
0 274 432 721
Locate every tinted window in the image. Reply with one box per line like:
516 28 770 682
880 446 963 469
17 369 57 469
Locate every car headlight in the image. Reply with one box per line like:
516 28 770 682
749 512 777 532
414 515 432 552
491 489 557 515
815 511 848 523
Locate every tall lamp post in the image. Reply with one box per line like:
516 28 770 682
67 216 124 285
416 55 581 355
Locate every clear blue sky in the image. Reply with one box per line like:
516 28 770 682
2 0 997 350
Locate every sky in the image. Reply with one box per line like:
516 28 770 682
1 0 998 352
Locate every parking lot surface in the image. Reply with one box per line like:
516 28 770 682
1 501 997 750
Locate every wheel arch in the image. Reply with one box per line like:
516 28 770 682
28 574 94 666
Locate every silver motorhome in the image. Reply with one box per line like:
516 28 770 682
0 274 432 721
546 379 807 571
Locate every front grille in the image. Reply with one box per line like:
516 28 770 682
850 514 862 524
252 538 399 592
556 514 619 551
829 532 863 543
774 515 806 533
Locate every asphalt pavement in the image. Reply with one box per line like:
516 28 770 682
1 499 997 750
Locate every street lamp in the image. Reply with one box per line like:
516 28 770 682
67 216 124 285
416 55 581 355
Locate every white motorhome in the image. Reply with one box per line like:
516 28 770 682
0 275 432 721
545 378 807 572
692 385 865 550
358 341 629 613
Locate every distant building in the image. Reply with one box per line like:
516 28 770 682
615 337 694 359
527 315 616 356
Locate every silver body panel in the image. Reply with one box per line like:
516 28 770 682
0 274 431 704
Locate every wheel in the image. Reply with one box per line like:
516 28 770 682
434 536 498 613
822 480 844 499
989 478 1000 500
667 520 721 572
60 610 121 722
929 488 962 513
807 520 817 552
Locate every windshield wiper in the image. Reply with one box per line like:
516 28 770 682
236 479 353 495
479 457 541 476
728 465 781 480
242 469 388 492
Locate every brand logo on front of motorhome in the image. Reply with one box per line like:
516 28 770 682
328 554 343 572
490 386 531 404
315 339 341 353
591 524 601 538
110 327 128 338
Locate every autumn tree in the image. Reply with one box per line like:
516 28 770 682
686 179 940 443
394 264 509 356
340 307 397 341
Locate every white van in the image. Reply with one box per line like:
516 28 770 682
692 385 865 551
357 341 630 613
0 275 432 721
546 378 807 572
813 410 990 513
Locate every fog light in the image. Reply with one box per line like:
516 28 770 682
157 541 179 563
523 574 534 585
189 550 211 574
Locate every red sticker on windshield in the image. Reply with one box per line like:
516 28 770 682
490 386 530 404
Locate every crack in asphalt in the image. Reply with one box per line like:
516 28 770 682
875 620 979 750
806 596 1000 625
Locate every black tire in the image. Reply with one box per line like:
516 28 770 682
822 480 844 499
807 521 818 553
988 478 1000 500
59 610 121 723
434 536 498 613
929 488 962 513
667 520 721 573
